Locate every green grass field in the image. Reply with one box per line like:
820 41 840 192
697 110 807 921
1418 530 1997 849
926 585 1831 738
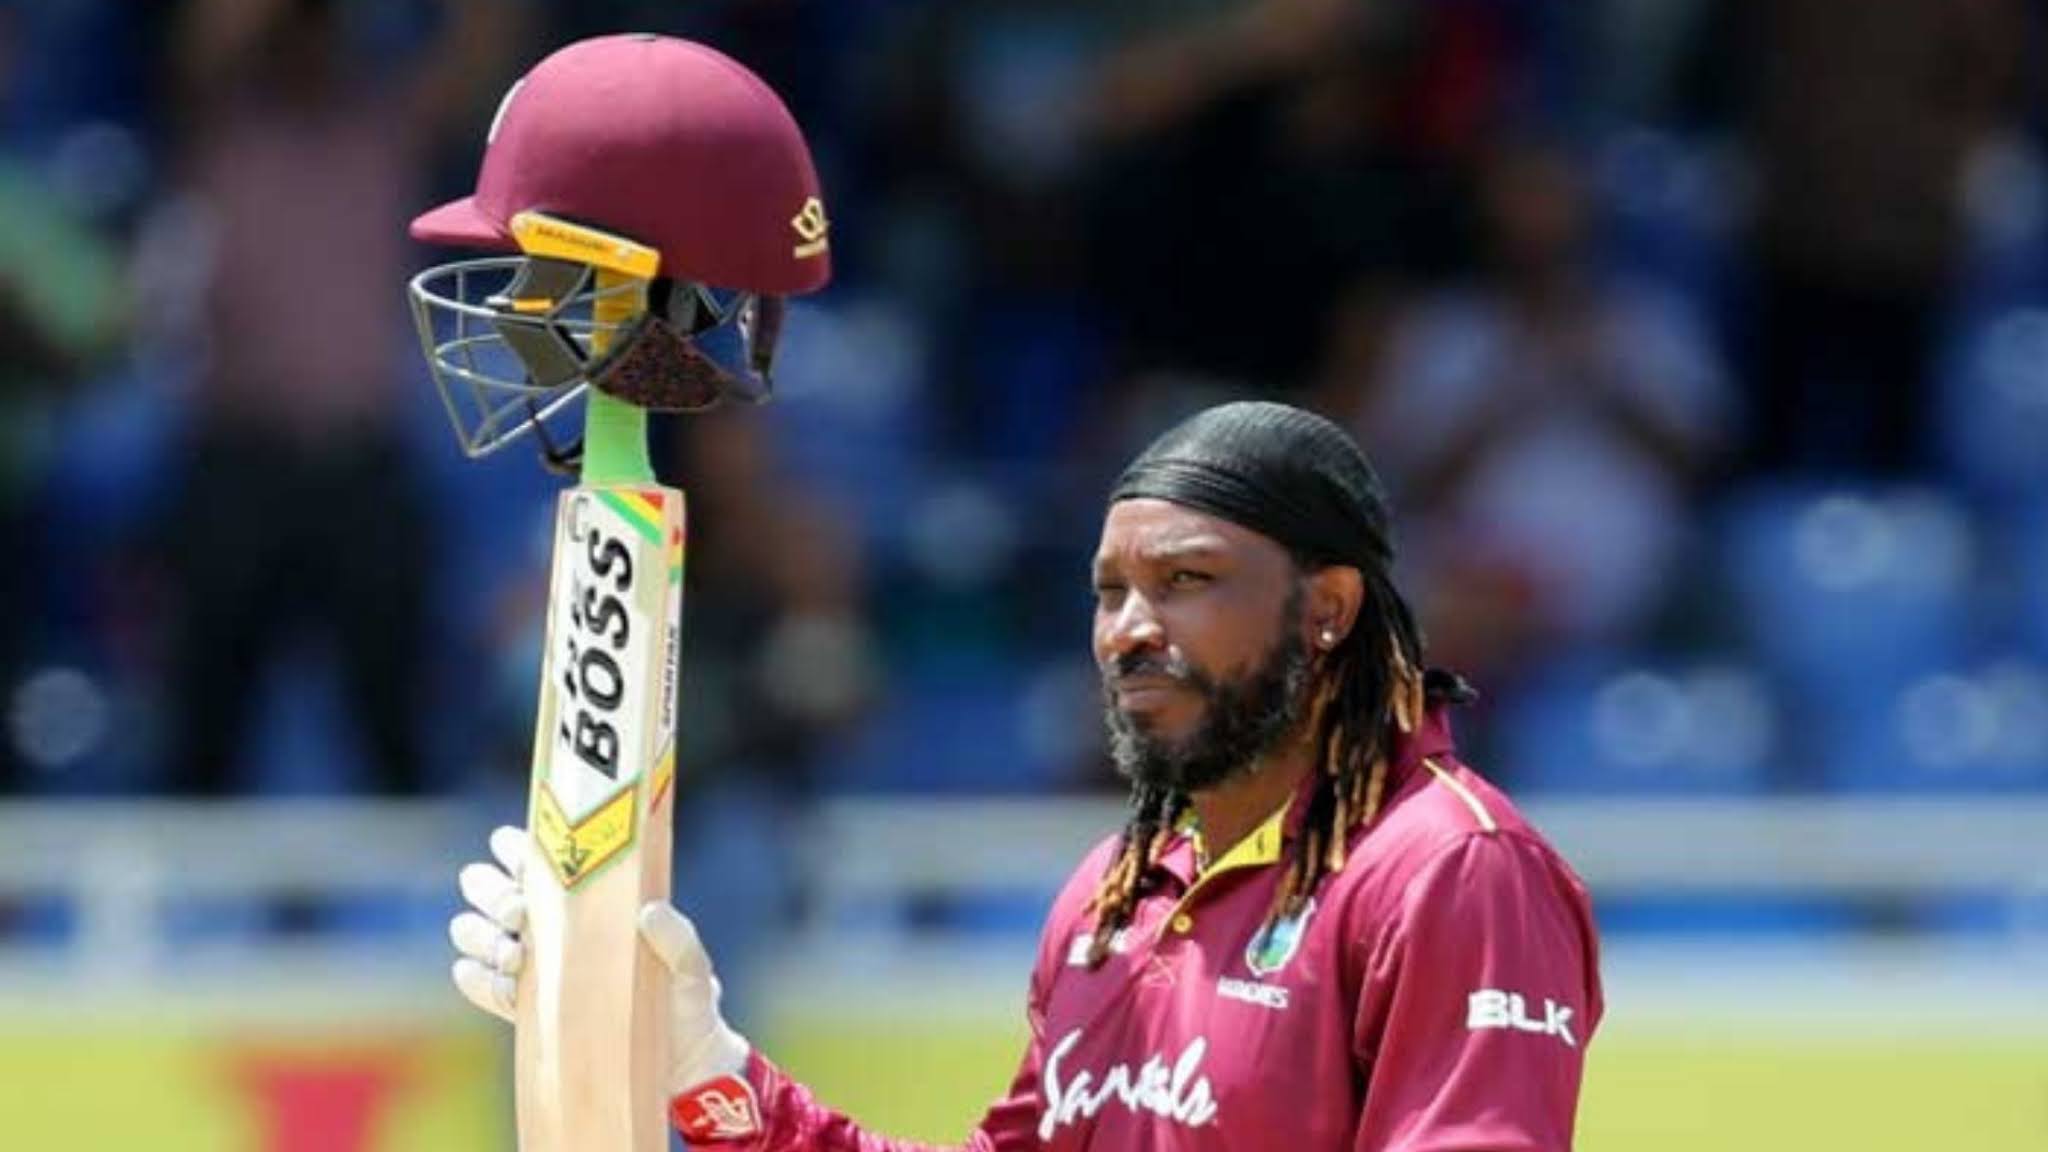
765 1016 2048 1150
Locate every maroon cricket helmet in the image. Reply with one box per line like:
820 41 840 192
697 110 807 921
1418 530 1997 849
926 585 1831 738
406 34 830 462
412 32 830 295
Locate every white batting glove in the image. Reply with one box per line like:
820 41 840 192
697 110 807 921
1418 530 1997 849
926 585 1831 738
637 900 753 1093
450 825 529 1022
447 826 752 1094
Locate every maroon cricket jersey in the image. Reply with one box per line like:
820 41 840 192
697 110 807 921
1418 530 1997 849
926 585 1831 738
705 705 1603 1151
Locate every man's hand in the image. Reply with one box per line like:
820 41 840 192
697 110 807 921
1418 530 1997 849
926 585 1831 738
636 899 754 1097
447 826 753 1093
450 825 527 1021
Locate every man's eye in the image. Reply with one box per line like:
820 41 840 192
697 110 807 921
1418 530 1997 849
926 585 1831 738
1093 582 1126 602
1169 570 1211 587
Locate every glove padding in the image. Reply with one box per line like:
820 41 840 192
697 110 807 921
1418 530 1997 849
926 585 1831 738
637 899 754 1095
447 825 752 1093
450 825 527 1022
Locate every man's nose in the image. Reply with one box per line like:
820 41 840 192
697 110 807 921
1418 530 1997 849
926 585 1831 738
1100 591 1166 662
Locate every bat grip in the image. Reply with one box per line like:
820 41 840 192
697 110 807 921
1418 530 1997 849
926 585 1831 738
580 268 654 486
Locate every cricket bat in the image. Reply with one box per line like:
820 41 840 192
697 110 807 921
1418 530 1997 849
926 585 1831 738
516 265 684 1152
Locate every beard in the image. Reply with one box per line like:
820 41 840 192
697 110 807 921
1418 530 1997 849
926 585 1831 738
1102 597 1313 794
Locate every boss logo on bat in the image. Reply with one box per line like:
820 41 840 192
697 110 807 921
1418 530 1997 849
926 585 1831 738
547 494 654 821
559 495 635 779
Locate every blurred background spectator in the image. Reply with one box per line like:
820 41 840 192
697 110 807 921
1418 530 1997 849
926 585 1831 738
0 0 2039 870
0 1 2044 1145
0 0 2033 848
1336 138 1730 716
147 0 516 797
1682 0 2027 478
0 6 126 795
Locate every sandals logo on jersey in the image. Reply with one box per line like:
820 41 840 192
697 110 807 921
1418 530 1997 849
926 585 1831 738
1039 1028 1217 1141
1243 898 1316 978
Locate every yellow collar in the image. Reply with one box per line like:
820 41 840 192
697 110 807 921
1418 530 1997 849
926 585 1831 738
1161 799 1291 930
1180 798 1290 877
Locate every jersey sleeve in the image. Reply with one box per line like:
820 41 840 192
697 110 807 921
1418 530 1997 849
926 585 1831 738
1350 832 1603 1152
686 952 1050 1152
730 1030 1046 1152
683 844 1112 1152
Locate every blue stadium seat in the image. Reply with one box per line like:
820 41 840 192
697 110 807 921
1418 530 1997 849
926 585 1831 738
670 782 798 1018
4 659 139 796
0 895 74 949
2014 503 2048 659
1499 652 1778 795
1816 658 2048 793
1720 484 1973 708
1913 892 2024 938
965 300 1100 466
319 893 436 942
1933 306 2048 500
1953 139 2048 311
159 896 271 953
1594 895 1860 939
245 650 360 796
936 887 1059 937
761 299 933 558
1592 129 1734 310
41 367 183 535
826 665 1064 794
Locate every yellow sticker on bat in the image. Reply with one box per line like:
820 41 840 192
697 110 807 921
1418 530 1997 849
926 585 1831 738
532 780 640 889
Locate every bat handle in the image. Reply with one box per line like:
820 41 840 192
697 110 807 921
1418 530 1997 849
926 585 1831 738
582 268 654 486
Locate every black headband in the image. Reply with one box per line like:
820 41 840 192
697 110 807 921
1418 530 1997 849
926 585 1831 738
1111 401 1395 570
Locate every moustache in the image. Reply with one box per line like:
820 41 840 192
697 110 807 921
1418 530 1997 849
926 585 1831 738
1102 650 1203 690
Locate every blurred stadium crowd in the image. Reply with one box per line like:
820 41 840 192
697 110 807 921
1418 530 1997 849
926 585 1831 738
1 0 2044 839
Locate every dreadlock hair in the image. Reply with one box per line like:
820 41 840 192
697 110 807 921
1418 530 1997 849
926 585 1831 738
1082 559 1468 969
1082 782 1188 967
1273 563 1425 923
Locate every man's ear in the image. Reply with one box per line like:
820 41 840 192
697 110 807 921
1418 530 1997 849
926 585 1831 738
1305 565 1365 652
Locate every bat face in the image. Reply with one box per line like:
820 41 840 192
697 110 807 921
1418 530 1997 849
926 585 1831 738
519 482 685 1152
531 489 682 886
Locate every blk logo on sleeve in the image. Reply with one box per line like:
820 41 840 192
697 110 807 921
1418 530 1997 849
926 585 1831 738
1465 989 1578 1047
